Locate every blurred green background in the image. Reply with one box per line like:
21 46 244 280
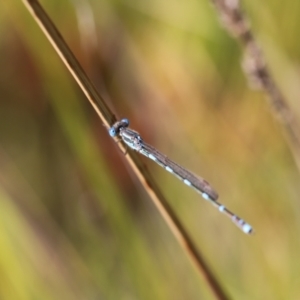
1 0 300 299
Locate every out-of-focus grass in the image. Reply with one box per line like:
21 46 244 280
1 0 300 299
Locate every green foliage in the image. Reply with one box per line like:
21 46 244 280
1 0 300 299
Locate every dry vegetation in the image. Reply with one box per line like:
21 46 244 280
1 0 300 299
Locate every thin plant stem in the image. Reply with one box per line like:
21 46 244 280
211 0 300 171
21 0 230 299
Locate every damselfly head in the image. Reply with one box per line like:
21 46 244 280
109 118 130 137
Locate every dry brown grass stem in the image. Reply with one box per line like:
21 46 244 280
211 0 300 171
21 0 230 299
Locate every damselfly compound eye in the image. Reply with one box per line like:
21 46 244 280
109 127 117 137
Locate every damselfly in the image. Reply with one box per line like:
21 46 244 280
109 119 253 234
